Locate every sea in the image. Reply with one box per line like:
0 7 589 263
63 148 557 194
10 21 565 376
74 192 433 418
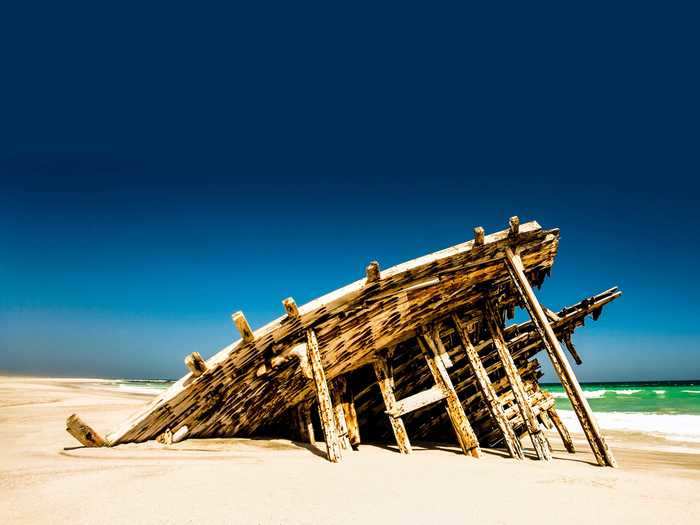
112 379 700 444
543 380 700 443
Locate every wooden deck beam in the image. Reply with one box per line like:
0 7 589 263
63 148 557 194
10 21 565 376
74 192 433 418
452 314 524 459
504 246 616 467
484 300 551 461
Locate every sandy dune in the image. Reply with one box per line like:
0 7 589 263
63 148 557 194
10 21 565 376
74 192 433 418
1 376 699 524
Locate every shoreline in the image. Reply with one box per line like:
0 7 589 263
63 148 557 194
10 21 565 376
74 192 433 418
2 375 699 523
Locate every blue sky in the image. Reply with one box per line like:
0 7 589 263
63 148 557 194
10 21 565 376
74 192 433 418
1 4 698 381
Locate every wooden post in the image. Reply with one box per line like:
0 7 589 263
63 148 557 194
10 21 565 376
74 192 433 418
504 246 616 467
474 226 485 246
419 330 481 458
232 311 255 343
365 261 380 283
452 314 524 460
184 351 207 377
331 381 352 450
305 329 343 462
334 375 361 449
295 402 315 444
283 297 300 318
548 407 576 453
509 215 520 237
373 354 412 454
66 414 106 447
484 301 551 461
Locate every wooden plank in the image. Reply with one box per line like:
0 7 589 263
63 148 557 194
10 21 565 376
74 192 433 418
373 354 412 454
66 414 106 447
452 314 524 460
305 329 343 462
419 331 481 458
484 300 551 461
504 246 616 467
389 386 446 418
184 352 207 377
548 407 575 453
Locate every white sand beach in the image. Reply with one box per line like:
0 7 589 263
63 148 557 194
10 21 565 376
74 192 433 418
1 375 699 524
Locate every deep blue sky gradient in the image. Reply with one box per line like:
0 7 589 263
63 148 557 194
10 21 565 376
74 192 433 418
1 3 698 381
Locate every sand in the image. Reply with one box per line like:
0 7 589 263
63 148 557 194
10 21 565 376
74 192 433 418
1 376 699 524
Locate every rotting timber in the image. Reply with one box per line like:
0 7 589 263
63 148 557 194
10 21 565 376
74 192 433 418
66 218 621 467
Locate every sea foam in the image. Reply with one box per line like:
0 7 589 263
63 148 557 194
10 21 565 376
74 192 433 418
558 410 700 443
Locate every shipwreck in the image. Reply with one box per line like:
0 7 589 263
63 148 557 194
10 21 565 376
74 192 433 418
66 217 620 467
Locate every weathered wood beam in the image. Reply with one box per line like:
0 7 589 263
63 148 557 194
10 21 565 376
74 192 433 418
388 386 446 418
419 330 481 458
504 246 616 467
548 407 575 453
365 260 380 284
538 410 554 430
373 353 412 454
484 300 551 461
305 329 343 462
184 352 207 377
474 226 485 246
66 414 106 447
330 380 352 450
452 314 524 459
232 311 255 343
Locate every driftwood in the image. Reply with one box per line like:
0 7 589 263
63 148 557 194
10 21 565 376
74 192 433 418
63 218 621 468
66 415 106 447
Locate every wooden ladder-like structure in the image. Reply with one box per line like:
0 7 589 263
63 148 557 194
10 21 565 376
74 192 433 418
372 326 481 458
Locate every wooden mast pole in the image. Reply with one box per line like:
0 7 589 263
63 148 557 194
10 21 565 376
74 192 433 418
305 328 343 463
504 245 616 467
483 301 551 461
452 314 524 459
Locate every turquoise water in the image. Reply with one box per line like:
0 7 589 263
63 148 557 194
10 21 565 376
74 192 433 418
113 378 700 442
542 381 700 415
